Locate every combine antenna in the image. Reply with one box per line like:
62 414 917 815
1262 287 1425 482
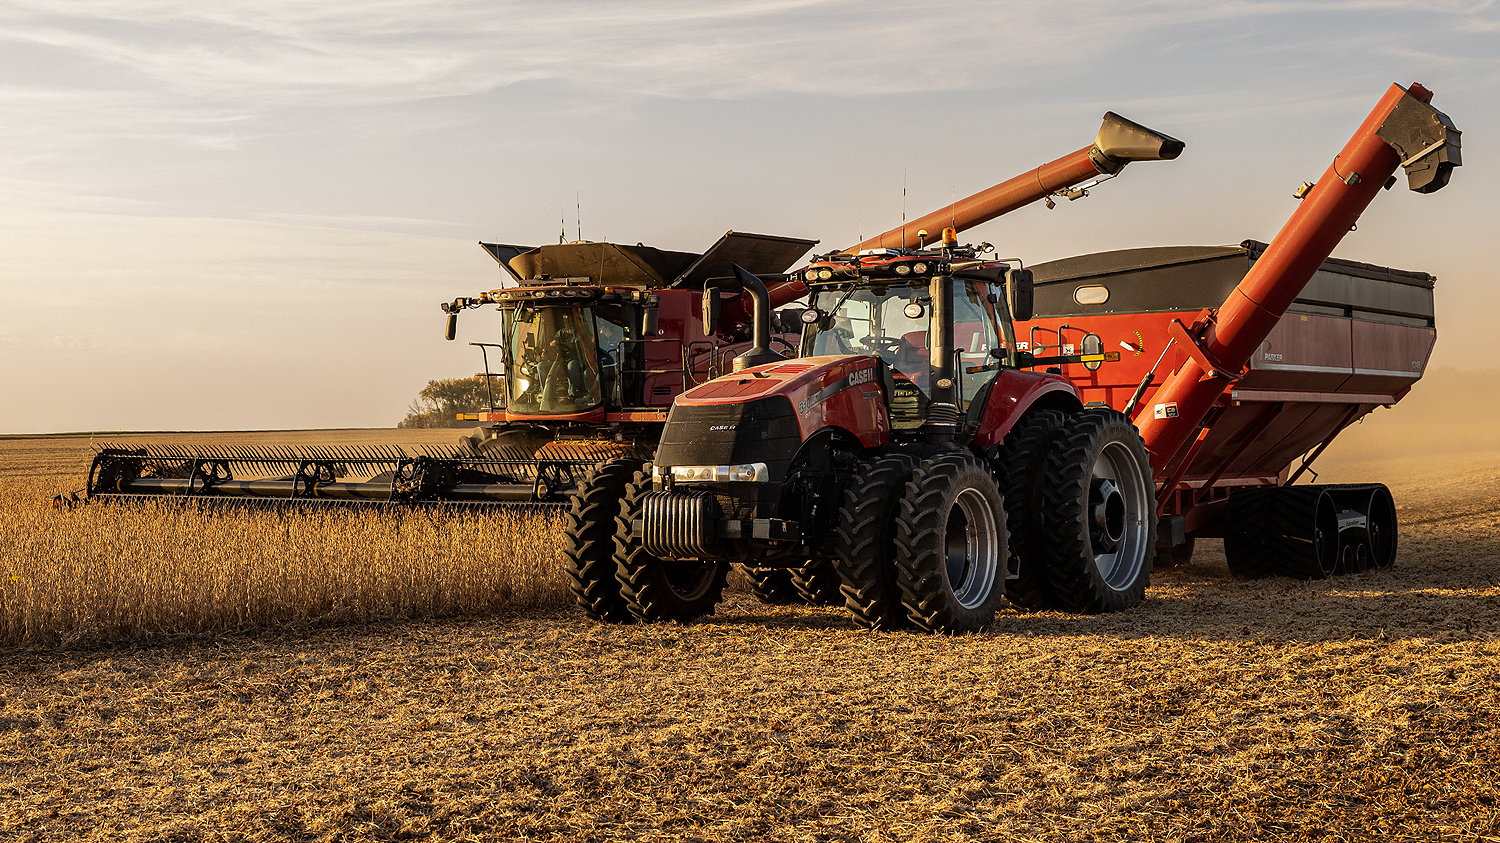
559 211 566 244
575 191 582 243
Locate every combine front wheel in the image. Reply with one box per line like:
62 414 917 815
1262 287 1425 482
894 454 1009 634
613 469 728 622
561 459 644 622
1036 410 1156 613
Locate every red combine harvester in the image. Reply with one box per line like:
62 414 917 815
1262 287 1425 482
569 83 1458 632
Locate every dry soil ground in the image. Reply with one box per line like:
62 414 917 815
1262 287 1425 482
2 371 1498 841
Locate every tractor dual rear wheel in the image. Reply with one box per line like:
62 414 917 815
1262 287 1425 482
561 458 644 622
894 453 1009 634
1036 409 1156 613
996 408 1071 610
613 467 729 622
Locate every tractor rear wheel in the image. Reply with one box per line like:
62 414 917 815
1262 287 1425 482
996 408 1071 610
1036 409 1156 613
790 559 843 606
613 468 728 622
561 458 645 622
894 453 1009 634
743 567 800 605
834 454 918 630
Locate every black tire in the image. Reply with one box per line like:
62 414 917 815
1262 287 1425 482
1154 537 1196 570
833 454 918 630
1036 409 1156 613
996 408 1071 610
894 453 1009 634
614 468 729 622
743 567 800 605
561 459 644 622
790 559 843 606
1224 487 1278 579
1272 486 1339 580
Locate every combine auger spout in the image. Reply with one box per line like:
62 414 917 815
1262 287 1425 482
85 444 592 507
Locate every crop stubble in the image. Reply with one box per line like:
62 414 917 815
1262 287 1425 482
1 411 1498 841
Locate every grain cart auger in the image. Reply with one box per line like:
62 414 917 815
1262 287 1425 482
562 117 1186 631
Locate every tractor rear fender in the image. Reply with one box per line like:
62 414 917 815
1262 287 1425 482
967 369 1085 451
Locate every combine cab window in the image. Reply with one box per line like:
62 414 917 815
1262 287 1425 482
503 305 603 414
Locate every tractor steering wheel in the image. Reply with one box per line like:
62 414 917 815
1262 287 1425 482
859 336 905 356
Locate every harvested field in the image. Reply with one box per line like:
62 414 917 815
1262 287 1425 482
2 376 1498 841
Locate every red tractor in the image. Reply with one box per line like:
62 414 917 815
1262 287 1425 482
566 83 1458 633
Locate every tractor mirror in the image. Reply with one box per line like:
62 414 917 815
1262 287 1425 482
701 283 720 337
1006 269 1034 322
445 312 458 341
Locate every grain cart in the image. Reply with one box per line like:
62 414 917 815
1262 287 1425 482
576 82 1456 633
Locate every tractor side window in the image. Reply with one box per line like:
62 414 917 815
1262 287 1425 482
955 282 1001 407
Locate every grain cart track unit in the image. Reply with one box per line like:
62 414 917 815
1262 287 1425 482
569 82 1457 633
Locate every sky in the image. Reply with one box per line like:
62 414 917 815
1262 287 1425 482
1 0 1497 433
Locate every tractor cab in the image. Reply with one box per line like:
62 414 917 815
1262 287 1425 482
793 238 1023 430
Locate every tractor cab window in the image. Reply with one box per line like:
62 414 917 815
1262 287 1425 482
954 281 1002 407
806 286 931 390
503 304 603 414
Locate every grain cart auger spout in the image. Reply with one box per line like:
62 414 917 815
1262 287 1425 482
563 114 1187 632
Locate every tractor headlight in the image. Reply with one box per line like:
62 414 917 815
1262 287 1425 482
912 262 929 274
816 269 834 281
653 463 770 483
894 264 911 275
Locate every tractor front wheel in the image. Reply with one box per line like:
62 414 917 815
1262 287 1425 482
894 454 1008 634
561 459 644 622
613 469 728 622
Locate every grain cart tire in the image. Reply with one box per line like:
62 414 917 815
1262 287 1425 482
743 567 800 605
1037 409 1156 613
790 559 843 606
894 453 1008 634
1223 487 1279 579
1366 485 1398 570
834 454 918 630
1154 538 1196 570
996 408 1071 610
561 458 645 622
1272 486 1340 580
614 469 729 622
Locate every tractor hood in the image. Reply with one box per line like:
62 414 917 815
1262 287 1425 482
671 355 890 448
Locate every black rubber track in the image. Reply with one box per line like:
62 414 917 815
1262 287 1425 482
833 454 917 630
743 567 800 605
613 468 729 622
1223 487 1280 579
790 559 843 606
560 458 644 622
1272 486 1338 580
893 452 1009 634
995 408 1071 610
1036 409 1156 613
1153 537 1196 570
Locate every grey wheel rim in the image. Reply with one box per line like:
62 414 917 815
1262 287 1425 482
664 562 717 600
945 486 1002 610
1088 440 1151 591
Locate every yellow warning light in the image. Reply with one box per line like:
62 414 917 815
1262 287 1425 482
942 227 958 246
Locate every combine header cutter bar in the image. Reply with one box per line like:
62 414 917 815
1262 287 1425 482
86 443 592 507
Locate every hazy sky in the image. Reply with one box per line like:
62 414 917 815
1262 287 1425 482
2 1 1497 433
